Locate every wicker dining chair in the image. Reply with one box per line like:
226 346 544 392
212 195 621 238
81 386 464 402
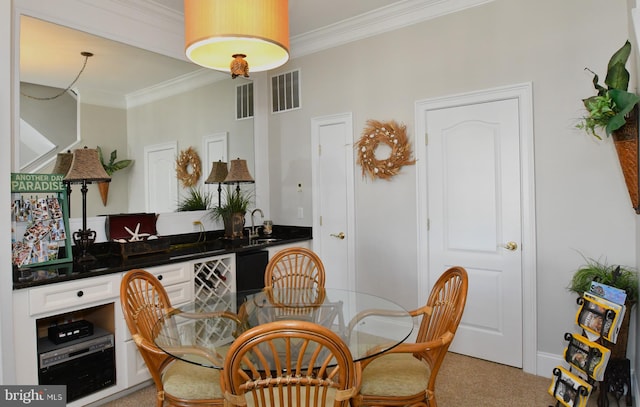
264 247 326 290
120 269 241 407
351 266 469 407
222 320 358 407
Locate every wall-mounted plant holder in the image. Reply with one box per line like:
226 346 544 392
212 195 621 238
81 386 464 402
611 105 640 214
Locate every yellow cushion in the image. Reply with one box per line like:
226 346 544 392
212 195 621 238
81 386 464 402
360 353 431 397
163 360 222 400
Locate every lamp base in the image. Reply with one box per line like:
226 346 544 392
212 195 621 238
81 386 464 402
72 229 97 263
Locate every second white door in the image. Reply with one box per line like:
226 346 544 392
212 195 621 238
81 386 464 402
423 97 524 368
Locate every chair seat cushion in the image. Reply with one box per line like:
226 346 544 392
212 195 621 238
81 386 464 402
360 353 431 397
163 360 222 400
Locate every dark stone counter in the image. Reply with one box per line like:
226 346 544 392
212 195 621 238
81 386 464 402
13 225 311 290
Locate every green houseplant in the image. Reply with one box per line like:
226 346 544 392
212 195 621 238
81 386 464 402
568 257 638 302
209 187 252 239
577 40 640 139
177 188 213 212
568 256 638 358
96 146 133 206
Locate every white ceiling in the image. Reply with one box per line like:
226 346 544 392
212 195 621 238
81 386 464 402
18 0 484 107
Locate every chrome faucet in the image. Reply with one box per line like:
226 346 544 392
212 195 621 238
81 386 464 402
250 208 264 238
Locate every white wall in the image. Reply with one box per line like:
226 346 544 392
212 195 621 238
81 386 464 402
267 0 637 365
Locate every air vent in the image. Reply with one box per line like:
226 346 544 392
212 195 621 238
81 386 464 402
236 82 254 120
271 69 301 113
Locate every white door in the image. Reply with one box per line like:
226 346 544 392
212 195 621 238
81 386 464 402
311 113 356 290
144 142 178 213
416 84 536 370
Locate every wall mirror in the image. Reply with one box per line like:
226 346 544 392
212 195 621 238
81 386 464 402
18 14 255 219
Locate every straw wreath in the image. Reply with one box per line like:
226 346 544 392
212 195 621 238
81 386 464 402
356 120 415 180
176 147 202 187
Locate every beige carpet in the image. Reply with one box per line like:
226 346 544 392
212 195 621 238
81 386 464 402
98 352 616 406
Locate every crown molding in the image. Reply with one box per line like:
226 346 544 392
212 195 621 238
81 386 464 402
290 0 494 58
126 68 227 108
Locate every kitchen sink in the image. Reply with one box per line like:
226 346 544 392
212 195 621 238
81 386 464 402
253 238 282 244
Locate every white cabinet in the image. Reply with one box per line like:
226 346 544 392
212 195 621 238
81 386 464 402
12 273 124 407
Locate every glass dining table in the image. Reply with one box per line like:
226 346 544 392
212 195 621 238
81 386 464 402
153 287 414 369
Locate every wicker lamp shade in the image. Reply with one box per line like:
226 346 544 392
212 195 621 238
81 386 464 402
205 161 229 184
64 147 111 184
51 151 74 176
224 158 254 184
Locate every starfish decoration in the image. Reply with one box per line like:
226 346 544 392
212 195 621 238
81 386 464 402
124 223 150 242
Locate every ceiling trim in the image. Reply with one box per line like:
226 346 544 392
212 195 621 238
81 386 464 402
290 0 495 58
126 68 226 109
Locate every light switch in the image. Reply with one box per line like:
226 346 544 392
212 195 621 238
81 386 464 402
297 207 304 218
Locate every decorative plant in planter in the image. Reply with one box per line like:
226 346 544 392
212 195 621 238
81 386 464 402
568 256 638 359
209 187 252 239
577 40 640 212
97 146 133 206
177 187 213 212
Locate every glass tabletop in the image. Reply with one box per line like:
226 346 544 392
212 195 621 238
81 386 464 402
153 287 414 369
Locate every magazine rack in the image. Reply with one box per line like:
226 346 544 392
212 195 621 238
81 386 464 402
549 286 632 407
549 367 591 407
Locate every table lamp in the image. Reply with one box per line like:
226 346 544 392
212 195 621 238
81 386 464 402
204 160 228 207
63 147 111 263
223 158 254 194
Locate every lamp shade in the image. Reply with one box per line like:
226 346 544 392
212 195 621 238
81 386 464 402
64 147 111 183
184 0 289 73
205 160 228 184
51 151 73 176
224 158 254 184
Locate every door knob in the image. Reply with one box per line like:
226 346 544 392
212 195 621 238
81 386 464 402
501 241 518 251
330 232 345 240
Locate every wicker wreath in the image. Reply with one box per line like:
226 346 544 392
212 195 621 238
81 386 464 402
356 120 415 180
176 147 202 187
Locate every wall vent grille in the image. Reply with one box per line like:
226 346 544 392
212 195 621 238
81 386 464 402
271 70 301 113
236 82 254 120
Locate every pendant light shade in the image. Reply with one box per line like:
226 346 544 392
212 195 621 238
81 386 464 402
184 0 289 74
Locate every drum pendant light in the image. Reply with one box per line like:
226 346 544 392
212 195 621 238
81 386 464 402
184 0 289 76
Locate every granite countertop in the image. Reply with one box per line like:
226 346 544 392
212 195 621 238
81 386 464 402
13 225 311 290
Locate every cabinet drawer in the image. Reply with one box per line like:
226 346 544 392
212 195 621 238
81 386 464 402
29 274 121 316
164 281 193 307
146 263 191 286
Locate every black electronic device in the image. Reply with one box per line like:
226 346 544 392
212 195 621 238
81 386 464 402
38 327 115 402
47 319 94 344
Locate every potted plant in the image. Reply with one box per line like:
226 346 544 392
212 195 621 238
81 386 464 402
577 41 640 139
576 41 640 212
177 187 213 212
568 256 638 358
209 187 252 239
97 146 133 206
